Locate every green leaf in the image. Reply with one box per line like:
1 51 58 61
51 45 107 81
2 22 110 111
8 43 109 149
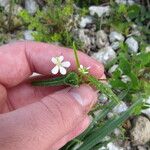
127 4 140 20
77 100 117 141
32 72 79 87
88 75 120 103
64 72 79 86
32 76 66 86
78 98 143 150
119 56 131 74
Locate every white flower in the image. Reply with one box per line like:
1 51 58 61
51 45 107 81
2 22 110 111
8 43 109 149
78 65 90 74
51 56 71 75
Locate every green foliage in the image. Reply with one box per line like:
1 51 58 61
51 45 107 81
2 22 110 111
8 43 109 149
106 2 150 39
32 72 79 87
19 0 82 48
74 0 103 7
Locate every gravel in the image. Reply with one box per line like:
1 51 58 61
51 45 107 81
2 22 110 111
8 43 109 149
89 6 110 17
126 37 139 53
92 46 116 65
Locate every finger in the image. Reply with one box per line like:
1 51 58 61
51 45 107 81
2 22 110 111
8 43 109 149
7 82 65 110
0 84 97 150
51 116 90 150
8 73 105 110
0 84 8 113
0 41 104 87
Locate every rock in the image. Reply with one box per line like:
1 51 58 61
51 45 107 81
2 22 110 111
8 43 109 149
79 16 93 28
108 64 119 74
99 94 108 103
115 0 135 5
89 6 110 17
126 37 138 53
25 0 39 14
109 31 124 42
24 30 35 40
92 46 116 65
137 146 147 150
121 75 131 83
107 142 123 150
0 0 9 7
111 41 120 50
96 30 109 48
114 128 121 136
146 46 150 53
131 116 150 145
107 112 114 118
142 97 150 118
5 4 22 15
78 29 91 51
113 101 128 114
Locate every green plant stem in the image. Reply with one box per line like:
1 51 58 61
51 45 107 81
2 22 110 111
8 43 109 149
87 75 120 103
73 42 80 68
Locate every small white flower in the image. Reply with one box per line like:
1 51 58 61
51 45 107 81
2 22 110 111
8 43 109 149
51 56 71 75
78 65 90 74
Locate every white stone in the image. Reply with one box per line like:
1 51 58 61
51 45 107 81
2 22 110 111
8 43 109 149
99 94 108 103
114 128 121 136
107 112 114 118
96 30 108 48
126 37 138 53
111 41 120 50
121 75 131 83
24 30 35 40
25 0 39 14
78 29 91 50
5 4 22 15
115 0 135 5
107 142 124 150
92 46 116 65
142 97 150 118
108 64 119 74
79 16 93 28
113 101 128 114
146 46 150 53
89 6 110 17
109 31 124 42
131 116 150 145
0 0 9 7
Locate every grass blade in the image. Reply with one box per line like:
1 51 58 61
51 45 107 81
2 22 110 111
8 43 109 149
78 98 143 150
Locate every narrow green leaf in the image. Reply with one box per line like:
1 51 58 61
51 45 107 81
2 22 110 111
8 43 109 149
32 76 66 86
88 75 120 103
78 98 143 150
73 42 80 68
77 101 117 140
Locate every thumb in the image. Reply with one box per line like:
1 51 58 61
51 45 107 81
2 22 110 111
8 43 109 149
0 84 97 150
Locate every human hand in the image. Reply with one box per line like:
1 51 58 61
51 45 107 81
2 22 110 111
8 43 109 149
0 41 104 150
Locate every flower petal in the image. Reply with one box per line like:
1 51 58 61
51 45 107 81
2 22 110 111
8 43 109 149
51 57 57 64
62 61 71 68
60 66 67 75
58 56 64 62
80 65 83 69
87 66 91 70
51 66 59 74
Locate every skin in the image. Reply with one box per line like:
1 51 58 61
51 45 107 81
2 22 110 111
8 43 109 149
0 41 104 150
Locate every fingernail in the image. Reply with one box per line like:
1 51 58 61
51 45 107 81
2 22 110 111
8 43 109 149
69 84 98 109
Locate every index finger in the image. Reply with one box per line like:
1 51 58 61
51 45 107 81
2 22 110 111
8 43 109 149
0 41 104 87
